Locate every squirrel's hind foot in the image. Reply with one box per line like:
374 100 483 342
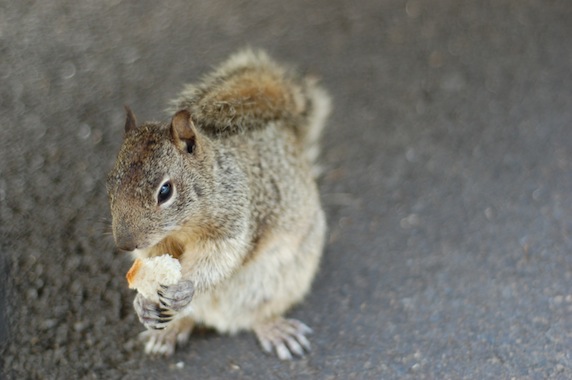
139 317 194 356
254 317 313 360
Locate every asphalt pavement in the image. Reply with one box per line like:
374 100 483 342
1 1 572 379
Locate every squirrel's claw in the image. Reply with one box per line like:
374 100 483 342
133 280 194 331
139 317 195 356
254 318 313 360
157 279 195 312
133 293 173 330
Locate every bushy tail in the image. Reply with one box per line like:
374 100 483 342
298 76 331 175
170 49 331 173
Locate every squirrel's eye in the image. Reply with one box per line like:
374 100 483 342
158 181 173 204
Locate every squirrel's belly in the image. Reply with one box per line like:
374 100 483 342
187 211 326 333
187 287 279 333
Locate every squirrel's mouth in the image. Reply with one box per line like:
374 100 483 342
112 217 173 252
113 231 154 253
121 233 185 260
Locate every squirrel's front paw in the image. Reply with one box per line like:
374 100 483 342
133 279 194 330
133 293 174 330
157 279 195 312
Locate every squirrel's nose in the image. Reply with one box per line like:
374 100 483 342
117 242 137 252
114 228 137 252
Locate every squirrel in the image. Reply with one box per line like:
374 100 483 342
106 49 331 360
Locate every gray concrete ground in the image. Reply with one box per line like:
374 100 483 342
1 0 572 379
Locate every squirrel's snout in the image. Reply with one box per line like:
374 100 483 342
115 237 137 252
113 226 138 252
117 241 137 252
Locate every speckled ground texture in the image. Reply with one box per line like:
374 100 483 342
1 0 571 379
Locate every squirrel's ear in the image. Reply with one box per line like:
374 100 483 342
124 105 137 133
170 110 196 145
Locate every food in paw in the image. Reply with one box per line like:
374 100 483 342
126 254 182 302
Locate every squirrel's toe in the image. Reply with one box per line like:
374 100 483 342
254 318 313 360
139 317 194 356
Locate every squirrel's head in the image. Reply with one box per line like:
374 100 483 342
106 107 212 252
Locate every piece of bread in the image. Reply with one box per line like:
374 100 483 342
126 254 182 302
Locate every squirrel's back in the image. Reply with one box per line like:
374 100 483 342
170 49 331 173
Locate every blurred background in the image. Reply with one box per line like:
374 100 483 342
1 1 571 378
